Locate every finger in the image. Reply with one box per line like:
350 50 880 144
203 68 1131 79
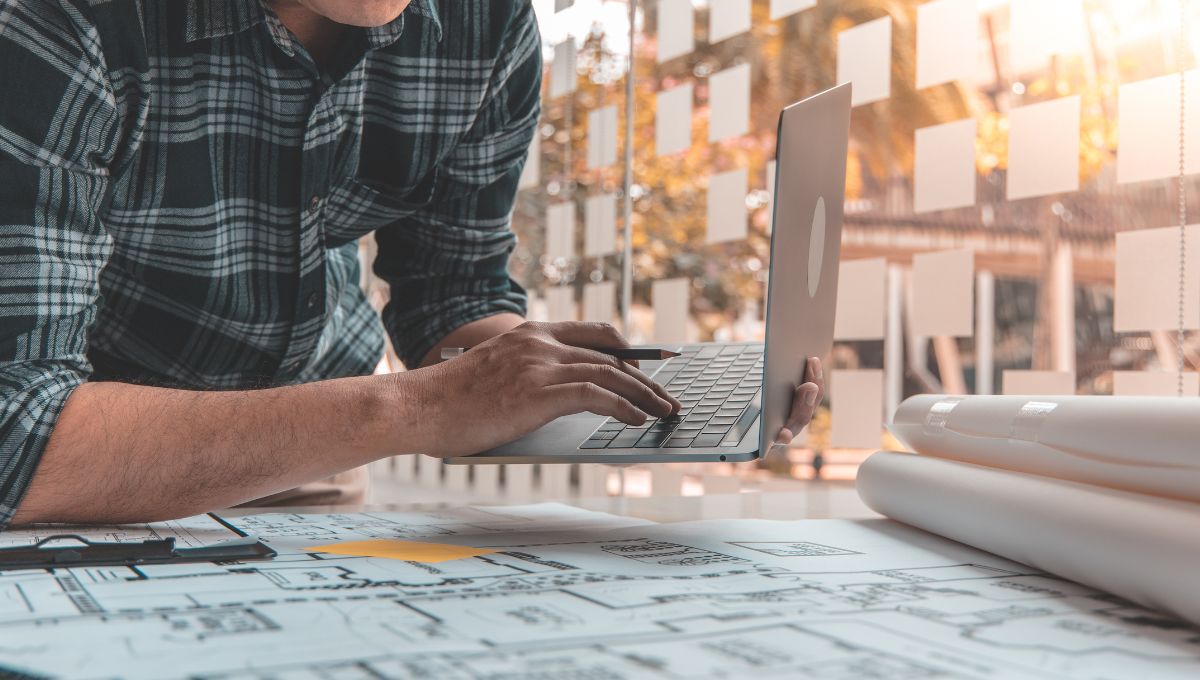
806 357 825 399
773 427 795 447
546 321 631 351
556 346 681 413
543 382 648 426
781 382 820 439
550 362 676 418
539 324 676 410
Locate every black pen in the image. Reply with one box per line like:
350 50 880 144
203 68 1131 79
440 346 681 361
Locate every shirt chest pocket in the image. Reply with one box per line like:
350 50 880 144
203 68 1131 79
322 166 439 248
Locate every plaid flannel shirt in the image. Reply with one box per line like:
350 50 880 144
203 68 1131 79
0 0 539 527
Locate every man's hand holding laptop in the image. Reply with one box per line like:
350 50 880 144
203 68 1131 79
419 321 823 458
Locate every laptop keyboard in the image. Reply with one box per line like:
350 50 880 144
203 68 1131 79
579 344 763 450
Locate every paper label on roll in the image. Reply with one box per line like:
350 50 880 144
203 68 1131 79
1010 401 1057 441
923 397 965 436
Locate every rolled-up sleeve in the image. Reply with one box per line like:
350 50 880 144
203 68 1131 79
374 2 541 368
0 4 119 528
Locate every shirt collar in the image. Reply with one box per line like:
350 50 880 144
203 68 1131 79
184 1 265 43
185 1 443 47
368 1 443 48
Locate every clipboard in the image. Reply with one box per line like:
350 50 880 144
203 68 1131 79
0 514 275 571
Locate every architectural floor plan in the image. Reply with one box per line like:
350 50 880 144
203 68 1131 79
0 504 1197 679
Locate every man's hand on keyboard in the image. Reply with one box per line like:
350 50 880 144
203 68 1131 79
773 357 824 447
420 322 681 458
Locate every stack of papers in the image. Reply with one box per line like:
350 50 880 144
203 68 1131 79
1 502 1197 678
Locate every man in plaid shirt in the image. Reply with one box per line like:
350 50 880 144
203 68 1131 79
0 0 819 528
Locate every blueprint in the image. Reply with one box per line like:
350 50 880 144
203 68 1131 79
858 451 1200 626
0 504 1197 679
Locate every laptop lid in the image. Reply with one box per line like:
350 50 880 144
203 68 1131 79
758 83 852 456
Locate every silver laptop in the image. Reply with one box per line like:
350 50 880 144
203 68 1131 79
450 83 851 465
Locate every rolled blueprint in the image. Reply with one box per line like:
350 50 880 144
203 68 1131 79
890 394 1200 502
857 451 1200 625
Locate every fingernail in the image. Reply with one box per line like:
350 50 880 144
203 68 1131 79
805 386 818 406
812 360 822 379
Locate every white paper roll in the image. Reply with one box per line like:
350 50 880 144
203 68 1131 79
857 451 1200 625
891 394 1200 502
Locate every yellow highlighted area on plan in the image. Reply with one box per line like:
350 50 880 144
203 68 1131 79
304 539 496 563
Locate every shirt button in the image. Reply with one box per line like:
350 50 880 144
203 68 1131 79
306 291 319 309
307 195 321 214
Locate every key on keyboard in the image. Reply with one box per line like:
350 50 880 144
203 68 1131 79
580 345 763 450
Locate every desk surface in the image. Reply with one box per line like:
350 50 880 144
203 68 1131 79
222 481 880 524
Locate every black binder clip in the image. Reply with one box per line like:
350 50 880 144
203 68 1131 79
0 533 275 571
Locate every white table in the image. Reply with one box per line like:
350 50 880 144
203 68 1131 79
222 480 880 523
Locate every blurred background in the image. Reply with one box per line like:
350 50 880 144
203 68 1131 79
363 0 1198 503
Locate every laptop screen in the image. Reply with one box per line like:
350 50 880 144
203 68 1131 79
758 84 853 455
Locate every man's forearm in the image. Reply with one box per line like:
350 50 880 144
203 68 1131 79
418 313 525 367
14 312 524 526
11 373 425 526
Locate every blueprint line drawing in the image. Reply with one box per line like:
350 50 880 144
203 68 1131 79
0 505 1197 679
728 541 862 557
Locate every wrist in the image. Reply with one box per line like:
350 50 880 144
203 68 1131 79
376 368 444 456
